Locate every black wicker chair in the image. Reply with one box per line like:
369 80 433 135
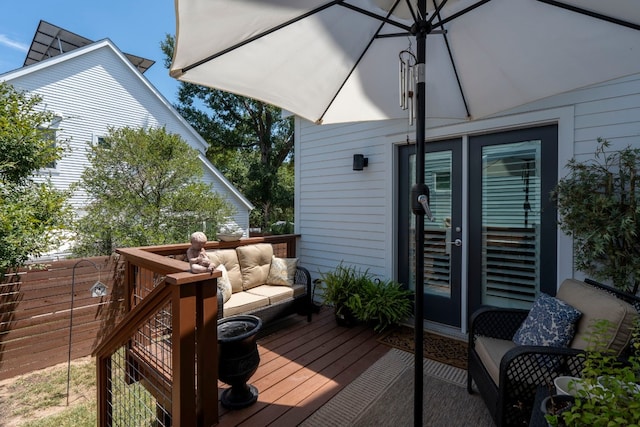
467 278 640 427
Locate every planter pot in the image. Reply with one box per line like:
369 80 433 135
541 394 574 426
334 306 358 327
555 375 610 399
554 376 591 396
597 375 640 395
217 315 262 409
217 233 243 242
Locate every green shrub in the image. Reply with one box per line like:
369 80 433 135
269 221 294 235
351 278 413 332
319 262 374 321
552 139 640 292
558 319 640 426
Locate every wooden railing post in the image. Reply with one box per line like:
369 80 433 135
171 281 198 426
286 235 297 258
96 355 111 427
165 271 219 426
197 277 218 426
124 259 134 313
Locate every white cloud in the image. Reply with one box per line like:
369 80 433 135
0 35 28 52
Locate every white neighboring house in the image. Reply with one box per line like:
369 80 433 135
295 72 640 335
1 23 253 259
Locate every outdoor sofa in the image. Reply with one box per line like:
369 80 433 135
206 242 312 324
467 278 640 426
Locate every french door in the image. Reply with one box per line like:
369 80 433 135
398 139 462 327
467 126 558 313
398 125 558 328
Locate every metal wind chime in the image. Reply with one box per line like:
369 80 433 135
399 49 418 125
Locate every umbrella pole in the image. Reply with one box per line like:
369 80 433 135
413 2 427 425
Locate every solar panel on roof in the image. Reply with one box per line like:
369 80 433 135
24 20 155 74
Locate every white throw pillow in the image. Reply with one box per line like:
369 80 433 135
216 264 232 303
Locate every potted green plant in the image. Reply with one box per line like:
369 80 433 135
551 139 640 293
550 319 640 426
318 262 374 327
318 263 414 331
348 278 413 332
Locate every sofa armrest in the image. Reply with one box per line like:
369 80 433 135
497 345 586 425
294 265 311 289
217 290 224 320
500 345 586 386
295 266 312 322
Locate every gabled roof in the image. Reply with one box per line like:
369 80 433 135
1 37 254 212
24 20 154 74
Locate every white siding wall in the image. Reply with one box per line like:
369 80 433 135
296 72 640 287
507 74 640 164
4 43 250 235
295 118 411 281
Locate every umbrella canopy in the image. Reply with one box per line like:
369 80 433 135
171 0 640 125
171 1 640 424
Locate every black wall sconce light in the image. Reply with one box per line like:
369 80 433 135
353 154 369 171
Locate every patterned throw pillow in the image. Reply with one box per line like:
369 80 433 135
215 264 232 303
513 293 582 348
266 256 298 287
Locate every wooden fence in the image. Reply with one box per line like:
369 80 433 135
0 235 301 382
0 255 124 380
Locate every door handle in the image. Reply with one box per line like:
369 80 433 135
449 239 462 247
417 194 435 222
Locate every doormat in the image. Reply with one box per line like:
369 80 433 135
377 325 468 370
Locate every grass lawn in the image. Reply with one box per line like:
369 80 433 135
0 357 96 427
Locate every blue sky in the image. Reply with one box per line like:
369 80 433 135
0 0 180 103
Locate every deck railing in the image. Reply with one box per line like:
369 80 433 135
93 235 299 426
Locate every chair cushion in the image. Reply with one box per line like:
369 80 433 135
513 293 582 348
215 264 232 303
207 249 243 293
237 243 274 290
556 279 639 354
266 256 298 287
474 336 517 385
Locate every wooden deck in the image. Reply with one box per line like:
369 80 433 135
216 306 390 426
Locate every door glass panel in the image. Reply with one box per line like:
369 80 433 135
481 141 541 308
408 151 453 298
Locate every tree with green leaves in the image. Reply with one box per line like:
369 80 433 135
0 82 71 278
161 35 294 231
72 126 234 256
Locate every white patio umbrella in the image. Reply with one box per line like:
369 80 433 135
170 0 640 423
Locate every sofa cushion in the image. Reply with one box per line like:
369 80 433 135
247 284 294 304
223 292 269 317
267 256 298 287
474 336 517 385
207 249 243 293
237 243 274 290
513 293 582 349
215 264 232 303
556 279 639 354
